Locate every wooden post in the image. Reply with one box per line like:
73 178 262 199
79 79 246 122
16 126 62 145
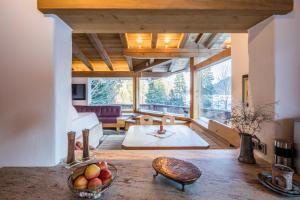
82 129 90 160
190 57 195 119
66 131 76 164
133 75 140 112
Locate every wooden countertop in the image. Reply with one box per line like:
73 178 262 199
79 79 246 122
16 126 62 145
0 150 297 200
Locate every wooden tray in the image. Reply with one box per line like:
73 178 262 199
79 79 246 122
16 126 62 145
152 157 201 191
257 172 300 197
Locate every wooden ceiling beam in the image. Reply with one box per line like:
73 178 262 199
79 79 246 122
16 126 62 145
151 33 158 49
195 33 204 45
178 33 189 48
133 59 172 73
38 0 293 33
119 33 128 48
38 0 293 12
194 48 231 70
124 48 222 59
119 33 134 71
204 33 222 49
72 42 94 71
87 33 113 71
72 71 172 78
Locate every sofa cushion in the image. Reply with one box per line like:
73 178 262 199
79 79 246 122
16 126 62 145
100 106 121 117
98 117 117 123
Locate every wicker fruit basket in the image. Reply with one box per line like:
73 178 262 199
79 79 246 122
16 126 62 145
67 161 118 199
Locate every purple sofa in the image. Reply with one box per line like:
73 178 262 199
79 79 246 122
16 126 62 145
74 105 121 124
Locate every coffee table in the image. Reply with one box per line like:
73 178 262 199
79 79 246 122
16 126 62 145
122 125 209 150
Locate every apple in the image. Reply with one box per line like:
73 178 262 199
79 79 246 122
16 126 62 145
102 177 112 185
85 164 101 180
87 178 102 190
99 169 112 184
97 161 108 171
74 176 88 190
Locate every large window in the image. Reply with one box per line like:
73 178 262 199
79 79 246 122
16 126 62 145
88 78 133 110
198 58 232 124
139 72 190 117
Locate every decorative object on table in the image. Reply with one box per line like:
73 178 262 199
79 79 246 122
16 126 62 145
257 172 300 197
152 157 201 191
82 129 90 160
242 74 249 106
274 139 294 168
157 124 166 134
229 103 275 164
67 131 76 164
147 129 175 139
272 164 294 191
68 160 118 199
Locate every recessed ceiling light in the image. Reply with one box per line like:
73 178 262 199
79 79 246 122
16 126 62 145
164 37 171 44
137 37 143 44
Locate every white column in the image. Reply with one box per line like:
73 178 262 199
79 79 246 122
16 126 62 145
0 0 72 167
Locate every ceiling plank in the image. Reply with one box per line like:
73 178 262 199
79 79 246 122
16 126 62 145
38 0 293 33
133 59 172 73
124 48 222 59
204 33 222 49
178 33 189 48
87 33 113 71
194 48 231 70
151 33 158 49
72 42 94 71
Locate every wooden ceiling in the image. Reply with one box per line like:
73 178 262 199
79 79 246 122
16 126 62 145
38 0 293 33
72 32 230 73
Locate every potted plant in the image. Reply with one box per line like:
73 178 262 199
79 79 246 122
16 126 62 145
229 103 275 164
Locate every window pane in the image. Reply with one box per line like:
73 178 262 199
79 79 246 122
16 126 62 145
198 59 232 124
89 78 133 110
139 72 190 117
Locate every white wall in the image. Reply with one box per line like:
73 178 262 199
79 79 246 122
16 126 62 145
0 0 72 167
72 77 89 106
231 33 249 104
248 1 300 164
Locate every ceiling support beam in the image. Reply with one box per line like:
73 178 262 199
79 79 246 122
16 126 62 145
195 33 204 45
178 33 189 48
151 33 158 49
87 33 113 71
133 59 172 73
194 48 231 70
204 33 222 49
72 71 173 78
119 33 133 71
72 42 94 71
38 0 293 33
124 48 221 59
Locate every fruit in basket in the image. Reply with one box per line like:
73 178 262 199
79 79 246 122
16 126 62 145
74 176 88 190
72 167 86 180
85 164 101 180
97 161 108 170
87 178 103 189
99 169 112 184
